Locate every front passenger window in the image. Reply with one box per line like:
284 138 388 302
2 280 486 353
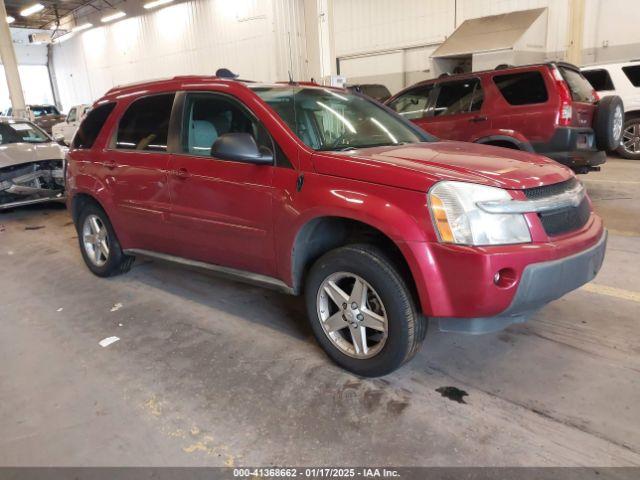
116 94 175 151
181 93 272 157
433 79 482 116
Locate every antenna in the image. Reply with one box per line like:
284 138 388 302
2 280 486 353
287 31 295 84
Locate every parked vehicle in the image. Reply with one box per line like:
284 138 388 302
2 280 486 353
66 77 606 376
386 62 623 173
346 84 392 103
582 60 640 159
52 104 92 146
4 104 66 134
0 119 66 210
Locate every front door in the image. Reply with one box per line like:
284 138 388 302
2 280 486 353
166 92 276 276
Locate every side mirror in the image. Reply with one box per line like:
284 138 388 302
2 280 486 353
53 134 67 146
211 133 273 165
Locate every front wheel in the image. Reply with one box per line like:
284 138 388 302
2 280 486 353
305 244 426 377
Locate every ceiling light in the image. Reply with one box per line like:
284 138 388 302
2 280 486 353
6 16 15 24
53 32 74 44
101 11 126 23
144 0 174 10
72 23 93 33
20 3 44 17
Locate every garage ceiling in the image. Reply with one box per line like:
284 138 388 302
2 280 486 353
5 1 111 30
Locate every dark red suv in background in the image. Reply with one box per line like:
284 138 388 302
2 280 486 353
66 77 606 376
386 62 623 173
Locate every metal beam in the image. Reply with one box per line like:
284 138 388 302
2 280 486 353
0 0 26 117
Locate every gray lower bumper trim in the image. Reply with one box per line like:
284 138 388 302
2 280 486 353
437 230 608 334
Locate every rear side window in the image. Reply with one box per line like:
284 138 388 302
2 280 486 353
72 102 116 149
559 67 596 103
116 94 175 151
387 85 433 120
494 71 548 105
582 69 615 91
622 65 640 87
433 79 483 116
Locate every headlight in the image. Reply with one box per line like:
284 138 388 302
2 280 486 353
428 181 531 245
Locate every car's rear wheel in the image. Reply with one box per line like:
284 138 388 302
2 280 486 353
617 117 640 160
77 203 134 277
305 244 426 377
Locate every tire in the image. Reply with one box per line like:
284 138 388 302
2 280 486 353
305 244 426 377
76 203 134 277
594 95 624 151
616 117 640 160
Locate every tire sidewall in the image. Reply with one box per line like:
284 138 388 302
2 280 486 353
596 96 624 151
617 118 640 160
305 247 416 376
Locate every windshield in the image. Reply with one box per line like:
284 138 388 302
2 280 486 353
251 86 429 151
0 122 50 144
31 105 60 117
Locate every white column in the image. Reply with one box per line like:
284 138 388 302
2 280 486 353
566 0 585 65
0 0 26 118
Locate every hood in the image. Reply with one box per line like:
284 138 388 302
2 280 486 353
0 142 65 169
312 141 573 191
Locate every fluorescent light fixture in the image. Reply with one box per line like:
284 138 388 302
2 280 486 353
53 32 74 44
72 23 93 33
6 16 15 24
144 0 174 10
101 11 126 23
20 3 44 17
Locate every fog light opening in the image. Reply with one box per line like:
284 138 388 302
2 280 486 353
493 268 517 288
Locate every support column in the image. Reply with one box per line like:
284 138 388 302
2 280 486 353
566 0 585 65
0 0 26 118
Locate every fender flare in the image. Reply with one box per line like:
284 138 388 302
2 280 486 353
475 135 534 152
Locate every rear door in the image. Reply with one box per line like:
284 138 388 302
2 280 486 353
166 91 276 276
423 78 486 141
101 93 175 252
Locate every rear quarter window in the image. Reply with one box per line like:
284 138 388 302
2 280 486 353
72 102 116 149
582 69 615 91
493 71 548 105
622 65 640 87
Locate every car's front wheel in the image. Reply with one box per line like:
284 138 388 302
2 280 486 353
305 244 426 377
617 117 640 160
77 203 134 277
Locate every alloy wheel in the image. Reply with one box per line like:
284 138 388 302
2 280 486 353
316 272 388 359
82 214 110 267
613 106 623 142
622 123 640 155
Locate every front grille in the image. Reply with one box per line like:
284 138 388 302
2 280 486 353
523 177 579 200
523 178 590 236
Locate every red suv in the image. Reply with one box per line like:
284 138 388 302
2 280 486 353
386 62 624 173
66 77 606 376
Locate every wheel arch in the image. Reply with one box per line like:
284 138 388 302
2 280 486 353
475 135 533 152
290 216 421 308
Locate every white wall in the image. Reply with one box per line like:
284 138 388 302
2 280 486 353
52 0 310 110
333 0 640 91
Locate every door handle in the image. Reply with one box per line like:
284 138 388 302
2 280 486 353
173 167 190 179
104 160 117 169
469 115 488 123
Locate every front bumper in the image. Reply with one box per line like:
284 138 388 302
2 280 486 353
436 230 607 334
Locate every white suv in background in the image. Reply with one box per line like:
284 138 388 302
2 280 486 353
582 60 640 159
51 104 91 146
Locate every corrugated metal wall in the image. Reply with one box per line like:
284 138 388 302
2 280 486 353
52 0 310 110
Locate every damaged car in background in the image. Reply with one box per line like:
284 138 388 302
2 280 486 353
0 120 66 210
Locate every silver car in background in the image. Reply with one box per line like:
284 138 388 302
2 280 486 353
0 120 67 210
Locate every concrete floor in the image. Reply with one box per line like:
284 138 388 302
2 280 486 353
0 157 639 467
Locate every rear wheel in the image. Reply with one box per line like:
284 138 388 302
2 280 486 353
617 117 640 160
594 95 624 151
305 244 426 377
77 203 134 277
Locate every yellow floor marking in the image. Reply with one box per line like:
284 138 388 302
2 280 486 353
582 179 640 185
608 229 640 237
582 283 640 303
